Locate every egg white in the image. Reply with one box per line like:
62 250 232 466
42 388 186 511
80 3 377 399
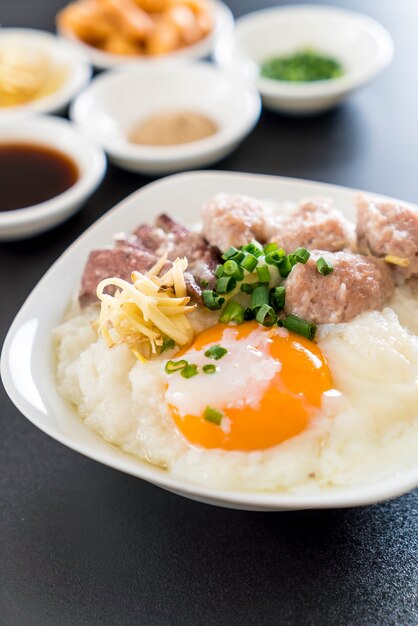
165 326 281 420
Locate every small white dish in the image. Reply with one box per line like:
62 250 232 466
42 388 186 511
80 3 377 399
0 115 106 240
70 63 261 175
2 171 417 511
0 28 91 116
57 0 233 70
215 5 394 115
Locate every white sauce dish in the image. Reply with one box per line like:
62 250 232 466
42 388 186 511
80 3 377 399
214 5 394 115
57 0 233 70
2 171 417 511
70 63 261 175
0 28 91 117
0 116 106 240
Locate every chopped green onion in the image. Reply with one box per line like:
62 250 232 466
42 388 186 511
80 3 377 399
215 264 224 278
230 250 245 264
216 276 237 294
256 264 271 283
222 246 240 260
251 284 269 311
201 279 208 288
278 256 293 278
223 260 238 275
161 337 175 353
263 242 278 255
240 282 262 294
242 241 264 257
202 364 216 374
204 405 224 425
204 345 228 360
255 303 277 327
265 249 286 266
219 300 244 324
165 359 188 374
282 314 317 340
270 286 286 311
260 49 344 83
240 252 258 272
316 256 333 275
292 247 310 264
202 290 225 310
181 364 199 378
222 260 244 280
244 307 255 321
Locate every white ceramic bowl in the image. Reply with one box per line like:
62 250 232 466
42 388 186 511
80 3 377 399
57 0 233 70
70 63 261 175
0 116 106 240
215 5 394 115
2 171 417 511
0 28 91 116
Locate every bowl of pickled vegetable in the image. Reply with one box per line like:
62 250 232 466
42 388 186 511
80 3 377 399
215 5 393 115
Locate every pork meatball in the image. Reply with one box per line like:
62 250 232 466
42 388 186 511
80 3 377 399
201 193 272 252
356 194 418 281
284 250 395 324
267 197 356 253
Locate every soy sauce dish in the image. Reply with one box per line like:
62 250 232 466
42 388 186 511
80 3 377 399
0 116 106 240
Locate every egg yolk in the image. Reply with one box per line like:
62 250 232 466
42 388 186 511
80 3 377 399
167 321 333 452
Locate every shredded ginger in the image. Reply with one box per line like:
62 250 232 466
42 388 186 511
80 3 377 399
384 255 410 268
96 255 196 360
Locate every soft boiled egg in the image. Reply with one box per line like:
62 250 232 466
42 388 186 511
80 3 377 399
165 321 333 452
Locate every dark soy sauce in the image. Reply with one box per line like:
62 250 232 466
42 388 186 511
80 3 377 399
0 143 79 212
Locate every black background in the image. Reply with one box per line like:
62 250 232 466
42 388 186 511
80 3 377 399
1 1 417 624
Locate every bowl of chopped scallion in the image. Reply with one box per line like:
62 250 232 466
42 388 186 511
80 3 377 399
215 5 393 115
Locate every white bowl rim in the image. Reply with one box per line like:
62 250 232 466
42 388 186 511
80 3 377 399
70 62 261 163
1 170 417 510
57 0 234 70
0 115 106 226
0 27 92 116
216 4 394 100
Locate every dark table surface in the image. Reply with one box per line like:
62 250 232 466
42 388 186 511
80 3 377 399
1 1 418 624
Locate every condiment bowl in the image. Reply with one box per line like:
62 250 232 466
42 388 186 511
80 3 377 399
70 63 261 175
0 116 106 240
0 28 91 117
57 0 233 70
215 5 394 115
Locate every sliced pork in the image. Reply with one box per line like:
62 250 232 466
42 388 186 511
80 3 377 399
79 248 157 307
356 194 418 281
153 214 220 291
284 250 395 324
79 214 221 306
130 224 168 253
267 197 356 253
